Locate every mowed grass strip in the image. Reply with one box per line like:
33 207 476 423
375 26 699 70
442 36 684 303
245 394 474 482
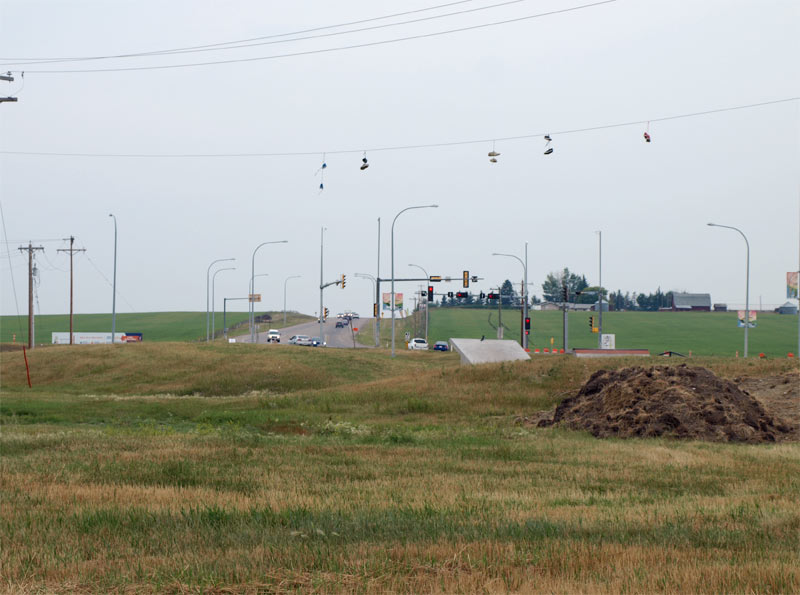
1 346 799 592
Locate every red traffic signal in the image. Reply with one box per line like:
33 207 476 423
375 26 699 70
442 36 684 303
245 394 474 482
455 292 468 299
427 286 434 302
487 292 499 300
525 317 531 330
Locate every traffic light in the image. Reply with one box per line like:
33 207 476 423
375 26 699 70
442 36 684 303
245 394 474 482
462 270 469 288
525 317 531 331
479 292 486 300
324 307 329 319
561 283 568 302
487 292 499 300
427 286 434 302
447 291 454 298
341 274 346 288
420 290 428 297
455 291 468 299
589 316 594 330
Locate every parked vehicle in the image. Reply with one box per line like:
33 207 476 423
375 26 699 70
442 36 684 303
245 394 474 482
433 341 449 351
408 338 429 350
266 329 281 343
295 335 312 346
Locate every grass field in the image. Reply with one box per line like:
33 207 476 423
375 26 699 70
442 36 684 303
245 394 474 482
1 343 798 592
0 311 315 344
357 308 799 357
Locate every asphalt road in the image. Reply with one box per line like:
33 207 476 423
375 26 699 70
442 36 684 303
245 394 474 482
238 318 373 348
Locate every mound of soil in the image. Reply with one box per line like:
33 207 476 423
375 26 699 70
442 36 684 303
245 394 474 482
539 365 795 443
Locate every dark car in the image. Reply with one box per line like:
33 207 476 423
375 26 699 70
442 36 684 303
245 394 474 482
433 341 449 351
335 321 344 328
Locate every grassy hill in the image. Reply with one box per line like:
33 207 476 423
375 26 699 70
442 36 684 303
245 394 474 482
0 311 314 344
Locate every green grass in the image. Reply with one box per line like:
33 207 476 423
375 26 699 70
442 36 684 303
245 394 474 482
1 344 798 592
426 308 799 357
0 311 315 344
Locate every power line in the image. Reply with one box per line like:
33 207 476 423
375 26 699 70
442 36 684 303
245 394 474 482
9 1 617 74
1 0 483 63
1 96 796 159
0 200 24 335
2 0 533 66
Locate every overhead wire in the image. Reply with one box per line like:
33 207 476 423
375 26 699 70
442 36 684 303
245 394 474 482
1 0 484 63
2 0 535 66
2 96 796 159
0 200 24 334
7 1 617 74
83 253 137 312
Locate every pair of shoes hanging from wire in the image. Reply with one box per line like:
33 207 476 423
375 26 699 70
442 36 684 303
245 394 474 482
543 134 553 155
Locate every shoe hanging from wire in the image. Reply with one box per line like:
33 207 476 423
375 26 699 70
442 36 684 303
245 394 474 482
643 122 651 143
488 140 500 163
543 134 553 155
360 151 369 170
316 153 327 192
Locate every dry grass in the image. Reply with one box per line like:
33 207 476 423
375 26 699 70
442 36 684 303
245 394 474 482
1 346 798 592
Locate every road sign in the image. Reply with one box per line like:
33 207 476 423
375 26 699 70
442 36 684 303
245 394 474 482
429 275 442 282
248 294 261 302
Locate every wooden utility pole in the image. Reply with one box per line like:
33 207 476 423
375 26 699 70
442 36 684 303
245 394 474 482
18 243 44 349
57 236 86 345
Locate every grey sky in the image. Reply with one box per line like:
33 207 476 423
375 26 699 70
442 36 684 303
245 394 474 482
1 0 798 321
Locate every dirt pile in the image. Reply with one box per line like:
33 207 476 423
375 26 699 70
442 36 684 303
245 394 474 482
539 365 795 443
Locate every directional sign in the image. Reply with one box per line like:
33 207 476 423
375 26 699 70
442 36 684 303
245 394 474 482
248 294 261 302
429 275 442 282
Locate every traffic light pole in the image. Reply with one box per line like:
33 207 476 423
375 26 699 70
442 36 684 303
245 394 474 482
597 230 603 348
562 283 569 353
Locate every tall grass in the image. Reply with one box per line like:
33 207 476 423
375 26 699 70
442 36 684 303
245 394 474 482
1 346 798 592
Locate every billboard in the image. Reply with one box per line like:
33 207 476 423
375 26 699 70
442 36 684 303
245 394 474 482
788 272 799 299
382 292 403 311
52 332 142 344
736 311 757 328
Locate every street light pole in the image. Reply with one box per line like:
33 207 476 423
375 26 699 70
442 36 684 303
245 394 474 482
283 275 301 326
492 247 528 350
207 257 235 342
355 273 378 347
597 230 603 348
108 214 117 344
391 205 438 357
250 240 288 343
708 223 750 357
319 227 326 340
408 264 429 343
212 267 235 340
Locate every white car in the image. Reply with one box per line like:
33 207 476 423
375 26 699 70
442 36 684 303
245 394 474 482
408 338 429 350
295 335 312 346
266 329 281 343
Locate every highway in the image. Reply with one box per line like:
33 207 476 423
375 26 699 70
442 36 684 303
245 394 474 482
238 317 373 349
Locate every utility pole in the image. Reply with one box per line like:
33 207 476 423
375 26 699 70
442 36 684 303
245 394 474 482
597 231 603 349
57 236 86 345
18 243 44 349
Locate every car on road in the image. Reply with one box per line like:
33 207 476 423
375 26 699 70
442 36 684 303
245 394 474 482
311 337 325 347
266 329 281 343
341 318 349 326
295 335 312 346
408 338 429 351
433 341 449 351
335 321 345 328
351 312 360 319
287 335 298 344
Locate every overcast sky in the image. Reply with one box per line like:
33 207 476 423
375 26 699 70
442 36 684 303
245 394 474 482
1 0 798 322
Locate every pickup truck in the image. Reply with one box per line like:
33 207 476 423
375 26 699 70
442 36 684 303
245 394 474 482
266 329 281 343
